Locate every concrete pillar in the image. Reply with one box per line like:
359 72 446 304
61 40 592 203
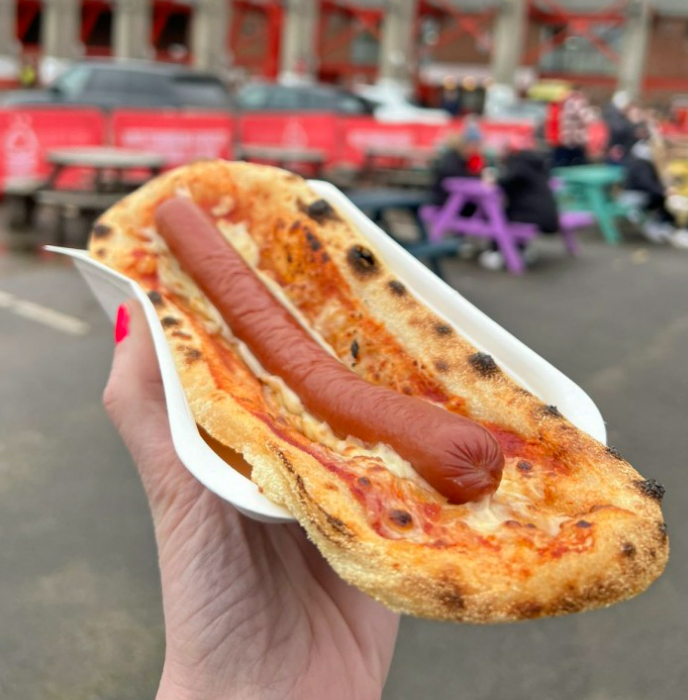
378 0 417 91
113 0 154 61
279 0 318 84
618 0 651 99
490 0 527 87
191 0 231 73
40 0 83 64
0 0 20 85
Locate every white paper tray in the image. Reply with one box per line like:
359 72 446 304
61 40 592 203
47 179 606 524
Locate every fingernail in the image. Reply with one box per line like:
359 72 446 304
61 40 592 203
115 304 130 344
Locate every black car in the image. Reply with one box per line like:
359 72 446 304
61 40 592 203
236 82 375 115
0 60 232 110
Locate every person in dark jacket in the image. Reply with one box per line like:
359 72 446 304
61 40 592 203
498 149 559 233
477 148 561 270
623 140 688 247
431 134 485 205
604 92 640 166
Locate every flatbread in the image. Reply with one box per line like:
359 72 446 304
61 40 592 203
89 161 668 623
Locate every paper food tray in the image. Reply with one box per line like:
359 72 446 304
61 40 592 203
47 179 606 525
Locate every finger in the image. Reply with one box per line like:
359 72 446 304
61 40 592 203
104 300 165 428
103 300 190 508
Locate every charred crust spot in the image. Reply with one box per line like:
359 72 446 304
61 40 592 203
576 520 593 528
321 251 330 263
356 476 371 488
636 479 665 501
347 245 378 277
468 352 500 377
388 509 413 528
304 228 322 252
183 347 202 363
434 359 449 373
92 223 112 238
658 522 668 540
350 339 360 360
148 290 164 307
525 523 537 529
302 198 339 224
438 588 465 610
171 330 192 339
402 386 412 395
388 280 406 296
161 316 180 328
512 601 544 618
543 404 563 418
606 445 624 460
621 542 637 558
289 220 301 233
94 248 106 258
504 519 521 528
517 460 533 472
435 323 452 336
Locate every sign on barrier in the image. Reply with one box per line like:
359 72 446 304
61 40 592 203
238 113 339 161
0 107 106 187
111 110 235 167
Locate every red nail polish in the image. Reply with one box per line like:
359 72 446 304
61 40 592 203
115 304 130 344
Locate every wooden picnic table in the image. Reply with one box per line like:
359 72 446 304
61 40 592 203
236 144 327 176
553 164 626 244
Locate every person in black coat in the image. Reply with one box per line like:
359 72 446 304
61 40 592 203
604 92 639 166
498 149 559 233
625 140 675 224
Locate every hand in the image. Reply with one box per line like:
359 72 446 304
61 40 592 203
104 302 400 700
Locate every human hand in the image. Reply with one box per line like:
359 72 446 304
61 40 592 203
104 302 400 700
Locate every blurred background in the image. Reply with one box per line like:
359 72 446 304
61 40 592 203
1 1 687 699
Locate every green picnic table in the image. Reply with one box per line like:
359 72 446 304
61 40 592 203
553 165 626 245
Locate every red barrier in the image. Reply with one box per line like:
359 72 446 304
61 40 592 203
0 108 106 188
111 110 234 167
338 117 421 164
238 112 339 161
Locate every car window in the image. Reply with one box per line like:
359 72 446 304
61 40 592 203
125 71 174 101
174 78 231 108
54 66 92 98
86 69 129 94
267 86 304 111
302 88 336 111
237 84 271 110
337 93 372 115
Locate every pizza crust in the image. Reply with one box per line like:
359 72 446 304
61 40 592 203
89 161 668 623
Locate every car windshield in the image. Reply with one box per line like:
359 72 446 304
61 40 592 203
52 66 91 97
174 78 231 108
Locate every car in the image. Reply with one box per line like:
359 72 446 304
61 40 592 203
0 60 233 110
353 83 451 125
236 82 376 115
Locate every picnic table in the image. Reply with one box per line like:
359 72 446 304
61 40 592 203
552 164 625 244
420 177 589 275
5 146 164 244
363 145 436 188
347 188 457 278
236 144 326 176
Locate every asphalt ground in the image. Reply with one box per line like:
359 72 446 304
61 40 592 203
1 221 687 700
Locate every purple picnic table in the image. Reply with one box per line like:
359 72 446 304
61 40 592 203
421 177 589 274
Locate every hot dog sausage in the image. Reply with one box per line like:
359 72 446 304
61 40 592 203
155 197 504 504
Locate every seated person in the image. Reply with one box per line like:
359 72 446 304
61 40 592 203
625 140 688 248
431 133 485 206
478 148 560 270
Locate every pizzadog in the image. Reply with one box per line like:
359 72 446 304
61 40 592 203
155 197 504 505
89 161 668 623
